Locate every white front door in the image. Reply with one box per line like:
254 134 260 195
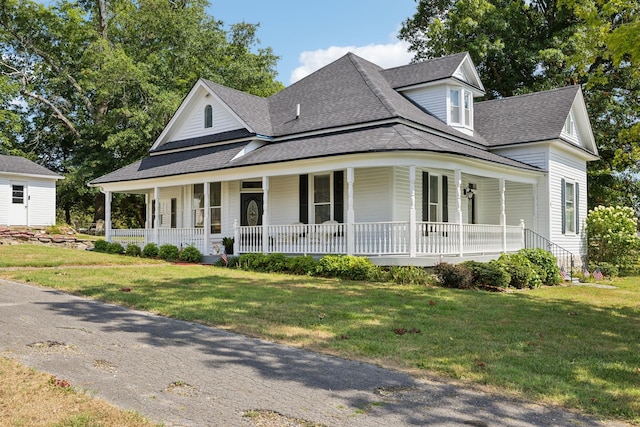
9 182 28 226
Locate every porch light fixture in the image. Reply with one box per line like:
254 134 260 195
463 183 476 199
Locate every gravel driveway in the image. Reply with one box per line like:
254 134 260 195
0 279 628 426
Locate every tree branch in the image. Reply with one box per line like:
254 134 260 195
20 89 81 139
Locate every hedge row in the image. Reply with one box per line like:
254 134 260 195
93 240 202 263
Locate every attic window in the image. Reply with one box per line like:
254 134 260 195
564 112 575 136
204 104 213 128
449 88 473 128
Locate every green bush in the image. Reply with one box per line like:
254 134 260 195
106 242 124 254
237 253 269 272
93 239 109 252
586 205 640 272
142 243 159 258
518 248 562 285
125 244 142 257
265 253 288 272
499 253 542 289
180 246 201 263
432 262 473 289
462 260 511 289
588 262 619 278
314 255 374 281
286 255 318 275
388 266 432 285
158 244 180 261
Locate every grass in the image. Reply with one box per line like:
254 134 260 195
0 357 157 427
0 245 639 424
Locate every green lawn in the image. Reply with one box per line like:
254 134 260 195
0 245 638 424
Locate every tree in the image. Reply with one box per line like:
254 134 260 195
400 0 640 212
0 0 283 225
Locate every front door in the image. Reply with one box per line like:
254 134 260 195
9 182 28 226
240 193 263 226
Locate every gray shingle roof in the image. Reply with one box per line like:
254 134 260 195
474 86 579 146
0 154 62 178
381 52 469 89
151 129 253 153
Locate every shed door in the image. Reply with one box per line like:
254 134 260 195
9 182 28 226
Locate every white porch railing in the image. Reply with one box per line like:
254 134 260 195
238 223 347 255
110 228 206 254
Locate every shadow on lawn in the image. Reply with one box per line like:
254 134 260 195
32 273 639 425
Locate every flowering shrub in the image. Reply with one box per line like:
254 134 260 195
585 205 639 272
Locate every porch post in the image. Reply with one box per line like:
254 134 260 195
233 219 240 255
145 193 151 228
262 176 270 253
104 190 112 242
455 170 463 257
347 167 355 255
500 178 507 253
520 219 526 250
409 166 416 258
204 182 211 255
153 187 160 245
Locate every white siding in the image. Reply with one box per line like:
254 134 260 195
354 168 392 222
269 175 299 225
505 182 534 227
27 179 57 226
402 86 447 123
476 178 500 225
548 147 587 258
492 146 548 169
0 178 9 225
164 92 244 143
393 167 410 221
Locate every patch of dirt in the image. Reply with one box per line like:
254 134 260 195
242 410 325 427
164 381 199 397
93 359 117 372
27 340 78 353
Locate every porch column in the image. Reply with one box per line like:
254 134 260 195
204 182 211 255
104 191 112 242
500 178 507 253
347 167 355 255
409 166 416 258
145 193 151 228
153 187 160 244
262 176 270 253
455 169 463 257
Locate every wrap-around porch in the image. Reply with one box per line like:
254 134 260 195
104 165 536 264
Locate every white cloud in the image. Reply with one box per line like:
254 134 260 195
289 41 413 84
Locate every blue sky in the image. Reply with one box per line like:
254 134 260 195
209 0 418 84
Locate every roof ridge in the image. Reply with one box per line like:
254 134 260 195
382 51 468 72
477 85 579 105
347 53 400 118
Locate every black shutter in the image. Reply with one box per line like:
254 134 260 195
422 172 429 221
561 178 566 234
575 182 580 234
333 171 344 223
299 174 308 224
442 175 449 223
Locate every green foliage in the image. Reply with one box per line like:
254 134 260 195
158 244 179 261
93 239 109 253
125 244 142 257
286 255 318 275
314 255 375 281
106 242 124 255
142 243 159 258
388 266 433 285
586 205 640 270
432 262 473 289
588 262 619 278
462 260 511 289
518 248 562 286
179 246 201 263
237 253 270 272
499 253 542 289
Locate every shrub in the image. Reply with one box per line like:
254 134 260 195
432 262 473 289
586 205 640 272
158 244 180 261
286 255 318 275
93 239 109 252
125 244 142 257
142 243 159 258
518 248 562 286
462 260 511 289
265 253 288 272
106 242 124 255
588 261 619 278
388 266 432 285
314 255 374 281
180 246 201 263
499 253 542 289
237 253 269 272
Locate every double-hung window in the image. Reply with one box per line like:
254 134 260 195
313 174 332 224
449 88 473 128
193 183 222 233
204 105 213 128
561 178 579 234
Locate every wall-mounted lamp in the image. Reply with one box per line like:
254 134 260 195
463 183 476 199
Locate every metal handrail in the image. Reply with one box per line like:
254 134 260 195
524 229 575 279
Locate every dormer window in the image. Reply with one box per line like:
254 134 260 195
204 104 213 128
564 112 575 136
448 87 473 128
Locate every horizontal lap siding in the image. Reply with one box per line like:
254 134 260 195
225 181 240 236
403 87 447 123
0 178 9 224
505 182 534 228
27 180 57 226
354 168 392 222
477 178 500 225
167 93 244 142
269 175 298 225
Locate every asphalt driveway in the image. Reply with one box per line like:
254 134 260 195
0 279 628 426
